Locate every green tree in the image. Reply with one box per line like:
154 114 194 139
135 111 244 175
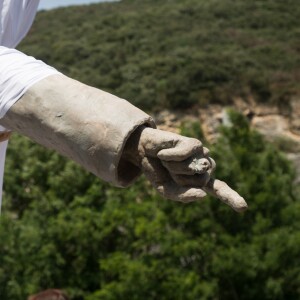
19 0 300 111
1 112 298 300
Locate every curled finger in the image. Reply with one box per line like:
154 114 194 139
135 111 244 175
141 157 207 203
157 138 203 162
157 184 207 203
171 173 211 188
162 156 214 176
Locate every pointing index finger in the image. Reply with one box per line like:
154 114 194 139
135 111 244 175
203 178 248 213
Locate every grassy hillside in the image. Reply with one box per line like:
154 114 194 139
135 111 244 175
2 112 299 300
1 2 299 299
19 0 299 111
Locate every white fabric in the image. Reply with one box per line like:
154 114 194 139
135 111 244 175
0 0 60 210
0 0 40 48
0 47 59 118
0 136 7 213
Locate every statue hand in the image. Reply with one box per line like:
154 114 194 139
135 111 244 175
124 126 248 212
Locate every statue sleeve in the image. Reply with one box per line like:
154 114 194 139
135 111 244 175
0 48 156 187
0 46 60 118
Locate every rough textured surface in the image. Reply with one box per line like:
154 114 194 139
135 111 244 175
0 74 155 187
123 126 210 203
154 98 300 183
204 179 248 212
0 74 247 211
123 126 247 211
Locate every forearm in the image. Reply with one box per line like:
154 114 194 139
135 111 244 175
0 74 156 186
0 48 247 211
0 48 155 186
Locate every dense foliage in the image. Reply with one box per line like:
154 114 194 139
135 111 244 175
0 112 299 300
19 0 300 111
1 1 299 299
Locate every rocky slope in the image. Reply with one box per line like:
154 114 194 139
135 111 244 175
154 98 300 183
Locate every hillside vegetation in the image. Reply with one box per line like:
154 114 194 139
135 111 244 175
20 0 300 111
0 1 299 299
1 112 300 299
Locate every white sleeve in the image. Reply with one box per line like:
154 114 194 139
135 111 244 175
0 0 42 211
0 46 60 211
0 0 40 48
0 46 60 118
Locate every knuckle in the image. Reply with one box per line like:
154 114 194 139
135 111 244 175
188 138 202 149
203 147 210 156
181 137 202 148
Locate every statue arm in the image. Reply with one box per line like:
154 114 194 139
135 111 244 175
0 47 247 211
0 73 155 187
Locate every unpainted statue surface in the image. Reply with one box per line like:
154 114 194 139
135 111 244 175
0 74 247 212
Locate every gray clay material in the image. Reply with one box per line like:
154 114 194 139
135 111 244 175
0 74 155 187
0 74 247 212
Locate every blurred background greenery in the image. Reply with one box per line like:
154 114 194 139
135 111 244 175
1 0 299 299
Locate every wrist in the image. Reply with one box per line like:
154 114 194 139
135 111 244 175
122 125 148 167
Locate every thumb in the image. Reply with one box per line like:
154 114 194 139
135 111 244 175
157 138 203 162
